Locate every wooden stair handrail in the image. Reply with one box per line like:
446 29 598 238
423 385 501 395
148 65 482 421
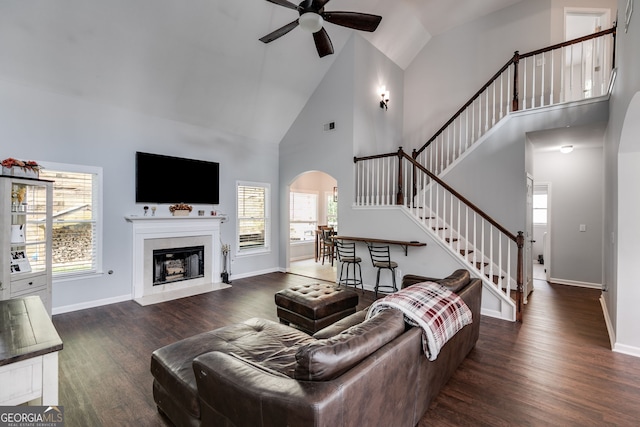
519 26 616 60
353 149 524 320
414 25 617 157
399 150 518 242
414 58 515 157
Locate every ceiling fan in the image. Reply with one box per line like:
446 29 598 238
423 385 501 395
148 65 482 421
259 0 382 58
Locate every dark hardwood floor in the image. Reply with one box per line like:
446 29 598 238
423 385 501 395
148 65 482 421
51 273 640 426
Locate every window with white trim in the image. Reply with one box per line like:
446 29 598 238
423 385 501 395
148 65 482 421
290 191 317 242
533 193 548 225
39 162 102 278
237 182 270 254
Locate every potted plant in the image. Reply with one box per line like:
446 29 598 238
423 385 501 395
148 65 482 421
1 158 42 178
169 203 193 216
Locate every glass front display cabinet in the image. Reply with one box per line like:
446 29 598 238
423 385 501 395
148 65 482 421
0 175 53 316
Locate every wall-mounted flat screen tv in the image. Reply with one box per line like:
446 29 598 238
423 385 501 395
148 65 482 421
136 151 220 204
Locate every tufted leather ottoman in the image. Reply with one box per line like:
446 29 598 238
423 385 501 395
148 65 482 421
274 283 359 334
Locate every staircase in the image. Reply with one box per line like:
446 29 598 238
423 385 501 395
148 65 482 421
353 26 616 322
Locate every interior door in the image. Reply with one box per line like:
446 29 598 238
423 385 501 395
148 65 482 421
525 174 534 303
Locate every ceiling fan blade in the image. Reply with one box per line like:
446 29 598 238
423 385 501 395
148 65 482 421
311 0 331 9
322 12 382 32
265 0 300 11
313 28 334 57
259 20 299 43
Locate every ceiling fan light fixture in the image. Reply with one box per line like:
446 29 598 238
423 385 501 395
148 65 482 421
299 12 324 33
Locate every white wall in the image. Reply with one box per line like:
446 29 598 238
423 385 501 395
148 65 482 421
603 0 640 355
403 0 553 151
0 79 280 313
534 146 604 286
278 35 513 318
279 35 405 270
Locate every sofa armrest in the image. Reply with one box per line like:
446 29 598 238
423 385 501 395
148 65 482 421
401 274 439 289
194 351 343 427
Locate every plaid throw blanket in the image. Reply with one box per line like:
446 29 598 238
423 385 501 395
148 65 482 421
366 282 473 361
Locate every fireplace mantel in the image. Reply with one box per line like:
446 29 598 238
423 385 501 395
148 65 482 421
125 215 229 305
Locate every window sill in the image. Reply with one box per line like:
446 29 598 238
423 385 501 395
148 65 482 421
53 271 104 283
235 248 271 257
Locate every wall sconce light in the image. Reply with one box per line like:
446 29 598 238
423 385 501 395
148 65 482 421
379 85 390 110
333 186 338 202
560 145 574 154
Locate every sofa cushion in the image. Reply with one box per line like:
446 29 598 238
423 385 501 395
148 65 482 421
294 309 405 381
437 269 470 293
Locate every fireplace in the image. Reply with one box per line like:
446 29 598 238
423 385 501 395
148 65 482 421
126 216 229 306
153 246 204 286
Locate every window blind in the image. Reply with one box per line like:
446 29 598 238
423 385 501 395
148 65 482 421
237 184 269 251
39 169 99 276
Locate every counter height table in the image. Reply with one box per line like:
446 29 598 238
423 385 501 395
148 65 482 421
331 236 426 256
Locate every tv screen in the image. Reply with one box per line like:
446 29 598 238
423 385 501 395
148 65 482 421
136 152 220 204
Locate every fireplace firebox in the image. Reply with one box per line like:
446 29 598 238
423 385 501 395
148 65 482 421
153 246 204 286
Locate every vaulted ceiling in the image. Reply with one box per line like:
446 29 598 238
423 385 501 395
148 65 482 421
0 0 524 146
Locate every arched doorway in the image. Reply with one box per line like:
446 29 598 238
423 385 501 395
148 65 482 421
288 171 337 282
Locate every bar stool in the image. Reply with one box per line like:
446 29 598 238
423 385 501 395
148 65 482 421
320 228 336 266
367 244 398 298
335 240 364 293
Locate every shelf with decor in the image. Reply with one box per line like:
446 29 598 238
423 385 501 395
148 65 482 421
0 175 53 316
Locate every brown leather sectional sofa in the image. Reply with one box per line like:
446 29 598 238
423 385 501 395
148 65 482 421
151 270 482 426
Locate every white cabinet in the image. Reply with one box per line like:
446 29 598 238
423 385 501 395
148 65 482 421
0 176 53 316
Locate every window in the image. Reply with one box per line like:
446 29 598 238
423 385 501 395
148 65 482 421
533 193 548 225
290 191 318 242
326 192 338 230
39 162 103 278
237 182 270 254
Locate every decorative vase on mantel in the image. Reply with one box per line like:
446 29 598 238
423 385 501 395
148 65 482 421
169 203 193 217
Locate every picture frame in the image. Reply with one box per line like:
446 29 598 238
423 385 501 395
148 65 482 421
626 0 633 33
10 250 32 274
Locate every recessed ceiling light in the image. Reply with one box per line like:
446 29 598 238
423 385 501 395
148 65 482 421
560 145 574 154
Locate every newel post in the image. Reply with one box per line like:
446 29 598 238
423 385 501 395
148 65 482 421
412 149 419 200
396 147 404 206
512 51 520 112
516 231 524 322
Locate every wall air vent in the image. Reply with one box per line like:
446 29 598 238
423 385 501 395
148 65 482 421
323 122 336 131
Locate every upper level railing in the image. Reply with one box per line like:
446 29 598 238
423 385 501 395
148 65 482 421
413 26 616 176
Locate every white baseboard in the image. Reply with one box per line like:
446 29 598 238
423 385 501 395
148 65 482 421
549 278 602 289
53 294 132 315
227 267 282 281
599 295 616 350
613 343 640 358
599 296 640 358
481 307 506 320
